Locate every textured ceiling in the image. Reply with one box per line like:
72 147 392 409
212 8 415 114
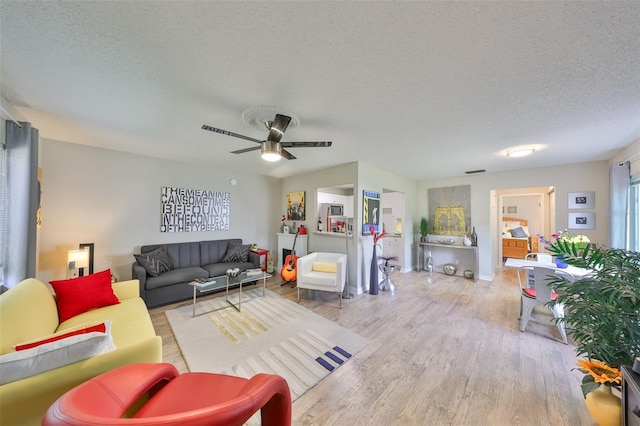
1 1 639 180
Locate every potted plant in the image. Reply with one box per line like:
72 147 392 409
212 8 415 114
546 238 640 425
419 217 429 243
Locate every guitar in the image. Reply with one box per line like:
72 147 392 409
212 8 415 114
280 230 300 285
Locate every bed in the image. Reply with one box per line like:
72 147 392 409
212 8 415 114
502 216 539 259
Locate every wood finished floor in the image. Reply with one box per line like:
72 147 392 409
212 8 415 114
150 268 595 425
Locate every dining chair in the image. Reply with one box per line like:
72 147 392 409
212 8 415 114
519 266 569 344
521 252 553 288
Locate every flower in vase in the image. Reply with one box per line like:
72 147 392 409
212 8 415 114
369 225 387 245
576 359 621 397
538 229 590 250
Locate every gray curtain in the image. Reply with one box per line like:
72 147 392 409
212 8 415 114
3 121 39 288
609 161 630 249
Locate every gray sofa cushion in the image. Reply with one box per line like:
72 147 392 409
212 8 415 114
143 242 201 269
200 239 237 265
145 266 208 290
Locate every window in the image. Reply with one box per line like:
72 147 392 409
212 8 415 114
629 176 639 252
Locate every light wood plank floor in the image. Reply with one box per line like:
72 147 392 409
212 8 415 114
150 268 595 425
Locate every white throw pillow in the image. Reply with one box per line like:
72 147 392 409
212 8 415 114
0 320 115 385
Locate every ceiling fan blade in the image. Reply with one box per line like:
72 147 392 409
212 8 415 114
201 124 262 144
267 114 291 143
230 146 262 154
281 148 297 160
280 141 332 148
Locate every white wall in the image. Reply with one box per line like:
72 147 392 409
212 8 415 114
417 161 610 280
38 139 281 283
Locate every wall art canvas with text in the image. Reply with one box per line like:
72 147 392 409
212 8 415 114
160 187 230 232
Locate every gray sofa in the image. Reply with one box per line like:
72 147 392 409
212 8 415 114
132 239 259 308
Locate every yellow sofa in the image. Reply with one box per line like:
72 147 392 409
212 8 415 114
0 278 162 426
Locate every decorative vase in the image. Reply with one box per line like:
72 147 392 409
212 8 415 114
584 385 621 426
470 226 478 246
463 235 472 247
425 250 433 272
443 263 457 276
555 256 568 268
369 244 379 295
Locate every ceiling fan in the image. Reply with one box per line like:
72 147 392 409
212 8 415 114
201 114 332 161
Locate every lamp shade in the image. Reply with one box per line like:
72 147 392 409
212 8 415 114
67 249 89 269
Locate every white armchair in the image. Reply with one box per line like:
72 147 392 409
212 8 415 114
296 252 347 308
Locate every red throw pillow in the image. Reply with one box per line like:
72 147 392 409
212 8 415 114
14 322 107 351
50 269 120 322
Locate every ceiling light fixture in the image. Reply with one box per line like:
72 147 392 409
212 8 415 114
506 146 536 157
261 140 282 161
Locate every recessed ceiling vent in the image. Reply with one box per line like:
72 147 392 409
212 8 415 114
465 169 486 175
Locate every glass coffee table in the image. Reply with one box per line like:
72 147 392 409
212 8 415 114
189 270 271 316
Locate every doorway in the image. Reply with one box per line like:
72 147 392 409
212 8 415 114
381 189 407 271
495 186 556 267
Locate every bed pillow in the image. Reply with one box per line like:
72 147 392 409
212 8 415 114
134 247 172 277
510 226 529 238
0 321 115 385
49 269 120 323
223 243 251 263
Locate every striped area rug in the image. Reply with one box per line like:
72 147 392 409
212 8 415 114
165 288 368 402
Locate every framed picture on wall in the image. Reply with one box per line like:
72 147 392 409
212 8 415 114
568 191 595 209
568 212 595 230
362 190 380 234
286 191 305 220
507 206 517 214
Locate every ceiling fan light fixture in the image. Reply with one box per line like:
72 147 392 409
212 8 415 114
261 140 282 161
506 146 536 158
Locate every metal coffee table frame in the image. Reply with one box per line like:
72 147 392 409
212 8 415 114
189 271 270 317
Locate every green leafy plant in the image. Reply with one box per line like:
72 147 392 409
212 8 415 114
420 217 429 238
547 241 640 396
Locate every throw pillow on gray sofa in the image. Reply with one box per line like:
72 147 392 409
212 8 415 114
134 247 172 277
222 243 251 262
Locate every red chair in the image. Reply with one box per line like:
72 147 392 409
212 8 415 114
42 363 291 426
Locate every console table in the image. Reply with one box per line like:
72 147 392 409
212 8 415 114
418 242 479 281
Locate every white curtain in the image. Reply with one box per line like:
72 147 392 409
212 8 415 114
609 161 630 249
2 121 39 288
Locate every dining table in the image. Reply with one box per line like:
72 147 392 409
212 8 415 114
504 257 591 279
